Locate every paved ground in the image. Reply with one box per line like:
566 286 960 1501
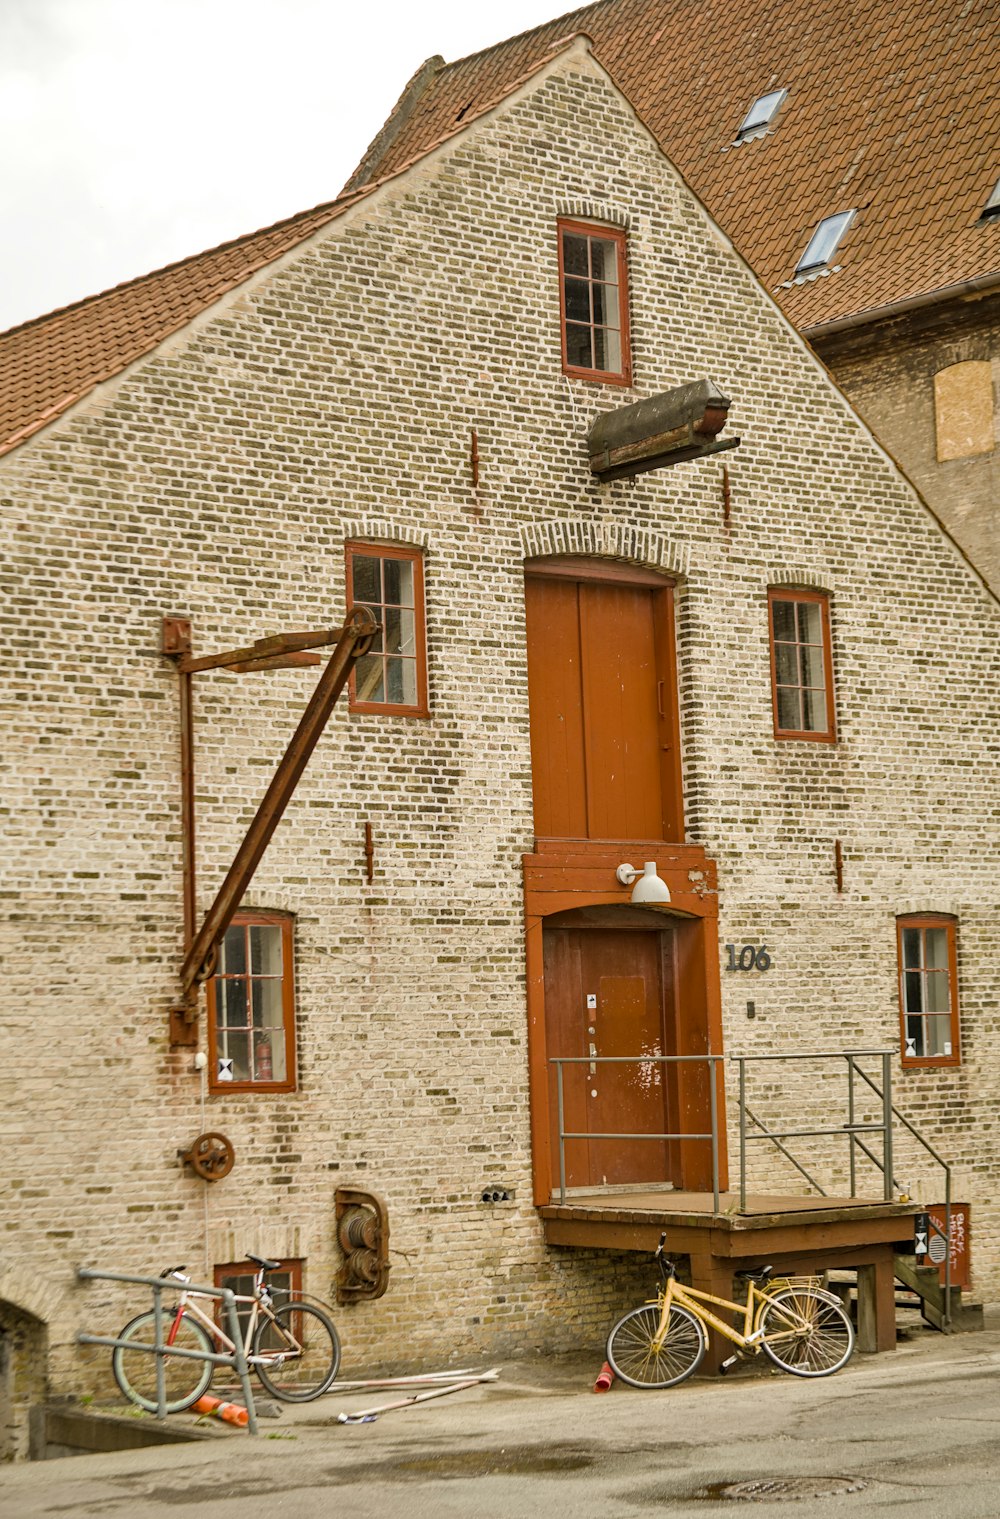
5 1328 1000 1517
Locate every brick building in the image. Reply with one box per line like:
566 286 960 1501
349 0 1000 592
1 36 998 1457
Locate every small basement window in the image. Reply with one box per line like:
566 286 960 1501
736 89 787 140
558 219 631 385
214 1259 301 1340
207 912 296 1092
795 210 856 273
898 915 960 1067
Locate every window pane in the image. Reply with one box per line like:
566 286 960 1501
354 653 385 703
385 607 416 656
774 642 798 686
925 970 950 1013
565 323 592 369
802 686 827 731
800 640 826 689
222 978 249 1028
776 686 801 731
903 969 924 1014
592 281 620 328
901 928 921 968
383 556 414 608
905 1016 925 1057
250 924 282 977
220 925 246 977
352 555 380 604
562 233 589 276
924 1016 951 1056
594 326 622 373
924 928 949 970
771 600 796 642
796 601 822 644
385 657 417 706
252 977 284 1031
223 1031 251 1082
253 1025 284 1082
589 238 618 283
564 277 591 324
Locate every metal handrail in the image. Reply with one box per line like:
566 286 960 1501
550 1054 722 1211
77 1267 259 1432
734 1049 953 1327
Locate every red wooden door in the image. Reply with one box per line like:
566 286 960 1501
544 925 678 1192
525 569 681 840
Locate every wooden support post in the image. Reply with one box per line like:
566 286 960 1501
856 1256 896 1353
688 1251 734 1376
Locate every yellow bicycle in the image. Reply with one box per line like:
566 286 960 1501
607 1234 855 1388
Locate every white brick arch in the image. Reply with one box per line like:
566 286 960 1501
765 566 838 593
0 1261 66 1325
341 519 430 550
520 519 690 578
554 197 631 230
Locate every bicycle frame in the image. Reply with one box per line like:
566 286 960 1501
166 1274 296 1367
651 1273 837 1354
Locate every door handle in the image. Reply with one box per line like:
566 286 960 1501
657 679 665 718
589 1041 597 1077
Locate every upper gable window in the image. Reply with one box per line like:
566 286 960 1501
736 89 787 141
768 589 836 741
346 542 429 716
558 220 631 385
795 210 856 274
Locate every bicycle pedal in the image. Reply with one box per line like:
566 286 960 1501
720 1354 740 1372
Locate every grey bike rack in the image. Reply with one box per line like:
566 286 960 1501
77 1266 259 1433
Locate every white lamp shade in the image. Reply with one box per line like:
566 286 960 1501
630 861 671 904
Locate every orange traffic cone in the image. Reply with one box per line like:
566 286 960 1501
593 1361 614 1392
192 1393 249 1427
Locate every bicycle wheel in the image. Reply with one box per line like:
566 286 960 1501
758 1288 855 1377
112 1309 214 1413
606 1302 707 1389
252 1301 341 1401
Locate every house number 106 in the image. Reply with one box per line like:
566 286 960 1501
725 944 772 972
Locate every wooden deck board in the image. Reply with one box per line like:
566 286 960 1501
540 1188 919 1232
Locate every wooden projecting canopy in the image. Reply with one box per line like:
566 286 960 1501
588 380 740 482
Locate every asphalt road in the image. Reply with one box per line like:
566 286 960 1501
5 1329 1000 1517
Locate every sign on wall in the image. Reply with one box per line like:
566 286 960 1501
918 1203 970 1289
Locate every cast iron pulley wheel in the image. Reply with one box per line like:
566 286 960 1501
183 1132 235 1181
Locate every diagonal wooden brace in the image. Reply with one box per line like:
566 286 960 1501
178 606 377 998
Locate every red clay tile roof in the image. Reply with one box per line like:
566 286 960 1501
350 0 1000 332
1 5 997 459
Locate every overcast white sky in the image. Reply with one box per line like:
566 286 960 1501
0 0 569 332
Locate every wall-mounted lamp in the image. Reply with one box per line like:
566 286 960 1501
615 861 671 905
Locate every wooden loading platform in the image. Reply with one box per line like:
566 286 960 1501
541 1189 922 1363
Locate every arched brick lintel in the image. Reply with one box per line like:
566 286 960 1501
520 519 690 579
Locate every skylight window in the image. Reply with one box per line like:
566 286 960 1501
982 178 1000 219
736 89 787 140
795 210 856 273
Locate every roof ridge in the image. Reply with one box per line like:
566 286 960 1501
433 0 611 76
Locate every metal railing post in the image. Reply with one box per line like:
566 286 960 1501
152 1280 166 1420
709 1056 720 1215
220 1288 258 1435
557 1061 567 1205
944 1172 952 1329
881 1051 894 1202
846 1054 857 1198
732 1057 738 1209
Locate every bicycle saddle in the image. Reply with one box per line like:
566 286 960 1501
734 1265 772 1282
247 1253 282 1271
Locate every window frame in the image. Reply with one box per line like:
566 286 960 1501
767 588 837 742
213 1258 302 1335
557 218 632 387
206 910 297 1095
345 541 429 717
795 210 856 274
897 914 961 1069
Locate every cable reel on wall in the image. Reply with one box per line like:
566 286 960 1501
335 1186 390 1303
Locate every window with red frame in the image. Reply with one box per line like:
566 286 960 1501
214 1259 301 1340
207 912 296 1093
558 220 631 384
768 588 836 740
346 542 428 716
898 915 960 1067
